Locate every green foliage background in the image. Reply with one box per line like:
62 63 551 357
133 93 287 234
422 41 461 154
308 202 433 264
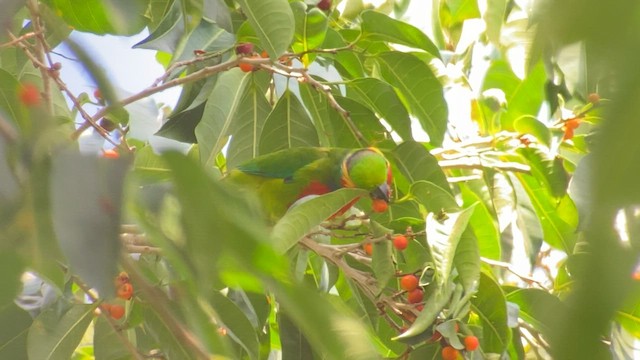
1 0 640 359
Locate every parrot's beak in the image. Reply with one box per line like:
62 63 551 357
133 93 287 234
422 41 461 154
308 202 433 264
370 183 390 202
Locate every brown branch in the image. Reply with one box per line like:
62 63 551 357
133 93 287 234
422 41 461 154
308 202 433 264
481 257 550 290
0 31 40 48
72 57 245 139
25 0 53 113
439 157 531 173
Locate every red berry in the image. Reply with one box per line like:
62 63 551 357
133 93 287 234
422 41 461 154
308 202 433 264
407 288 424 304
117 283 134 300
363 242 373 256
393 235 408 251
400 274 419 292
235 42 254 55
52 62 62 70
441 346 459 360
109 304 125 320
464 335 479 351
102 149 119 159
19 83 41 106
317 0 331 11
94 89 102 101
371 198 388 213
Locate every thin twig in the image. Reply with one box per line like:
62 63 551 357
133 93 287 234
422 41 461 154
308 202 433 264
0 31 40 48
25 0 53 113
481 257 550 290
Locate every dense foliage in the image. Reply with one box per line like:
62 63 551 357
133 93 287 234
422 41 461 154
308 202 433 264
1 0 640 359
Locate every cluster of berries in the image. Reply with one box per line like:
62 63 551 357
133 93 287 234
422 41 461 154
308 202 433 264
100 272 134 320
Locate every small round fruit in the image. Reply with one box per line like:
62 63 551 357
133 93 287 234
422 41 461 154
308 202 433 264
94 89 103 101
261 50 269 58
407 288 424 304
19 83 41 106
117 283 134 300
102 149 119 159
235 42 254 55
393 235 409 251
317 0 331 11
400 274 419 292
109 304 125 320
239 61 255 73
441 346 459 360
363 242 373 256
99 118 117 132
587 93 600 104
371 198 388 213
52 62 62 70
464 335 479 351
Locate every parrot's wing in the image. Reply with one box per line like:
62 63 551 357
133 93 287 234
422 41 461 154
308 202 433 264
235 147 335 180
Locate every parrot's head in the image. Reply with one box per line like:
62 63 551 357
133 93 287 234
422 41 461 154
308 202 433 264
341 148 392 204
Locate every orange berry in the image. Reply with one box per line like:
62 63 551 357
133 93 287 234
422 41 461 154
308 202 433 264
400 274 419 292
117 283 134 300
261 50 269 58
393 235 408 251
464 335 479 351
441 346 459 360
102 149 119 159
416 304 424 311
371 198 388 213
94 89 102 101
239 61 255 72
109 304 125 320
407 288 424 304
587 93 600 104
363 242 373 256
19 83 41 106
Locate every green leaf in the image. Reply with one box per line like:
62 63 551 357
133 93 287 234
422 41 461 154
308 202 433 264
460 184 501 260
514 116 551 147
511 170 577 253
143 306 196 359
517 148 569 197
330 95 391 148
483 0 507 45
210 291 260 360
346 78 412 141
0 304 31 359
132 145 172 183
171 19 235 64
271 188 368 253
0 69 27 132
482 60 546 130
426 205 476 288
506 288 565 336
134 1 184 52
157 102 206 143
27 304 96 360
0 251 24 307
279 311 314 360
616 283 640 337
370 221 395 293
259 90 319 154
322 29 365 79
271 282 379 359
299 81 333 147
454 228 481 293
236 0 295 58
361 10 440 57
409 180 458 213
291 2 328 65
94 316 130 360
376 52 448 145
391 141 450 192
195 69 252 166
49 0 148 35
470 272 510 354
395 280 456 340
226 72 273 168
51 150 130 298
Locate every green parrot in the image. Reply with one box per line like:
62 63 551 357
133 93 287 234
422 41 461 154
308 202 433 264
224 147 393 222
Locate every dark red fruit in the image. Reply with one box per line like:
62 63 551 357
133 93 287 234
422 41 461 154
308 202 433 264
235 42 254 55
407 288 424 304
317 0 331 11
